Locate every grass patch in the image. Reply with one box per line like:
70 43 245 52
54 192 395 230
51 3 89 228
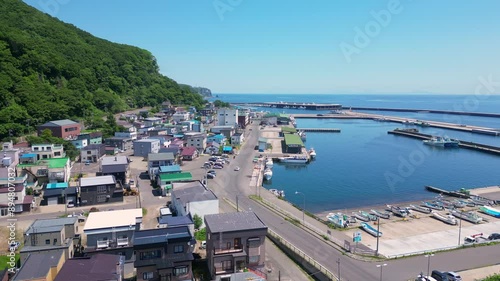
249 195 262 201
194 228 206 241
0 254 19 270
142 207 147 216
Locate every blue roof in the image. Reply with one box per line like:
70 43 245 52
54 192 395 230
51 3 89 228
173 134 184 138
223 146 233 152
159 165 182 173
158 215 193 226
20 153 37 158
209 134 225 140
46 182 68 189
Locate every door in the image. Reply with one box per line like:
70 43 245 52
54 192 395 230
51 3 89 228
47 197 58 205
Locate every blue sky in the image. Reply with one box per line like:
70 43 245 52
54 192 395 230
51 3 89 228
24 0 500 94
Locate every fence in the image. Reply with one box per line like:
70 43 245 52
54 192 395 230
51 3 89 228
267 229 338 281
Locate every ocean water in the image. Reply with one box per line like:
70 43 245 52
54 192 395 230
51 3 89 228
213 94 500 213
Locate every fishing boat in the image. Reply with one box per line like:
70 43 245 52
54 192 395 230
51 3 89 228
278 156 308 164
360 211 377 221
423 136 460 147
409 204 432 214
298 130 307 141
298 106 306 109
386 205 408 218
422 201 444 210
470 196 494 206
431 211 457 225
451 199 467 208
352 211 370 222
360 222 383 237
268 189 285 198
265 158 273 168
370 209 391 219
308 148 316 158
263 168 273 181
450 210 483 224
479 206 500 218
326 213 349 228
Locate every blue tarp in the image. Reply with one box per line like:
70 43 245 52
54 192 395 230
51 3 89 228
20 153 37 158
46 182 68 189
223 146 233 152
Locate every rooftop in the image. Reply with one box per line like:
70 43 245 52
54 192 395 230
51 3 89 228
43 186 77 197
17 157 69 169
284 133 304 146
134 138 160 143
54 254 123 281
205 211 267 233
134 226 191 246
80 175 116 187
158 172 192 182
148 152 175 162
20 153 37 158
84 208 142 231
82 144 105 150
101 156 128 166
171 181 217 205
181 146 197 156
39 119 79 127
46 182 68 189
158 214 193 226
159 165 182 173
13 250 64 281
26 217 77 235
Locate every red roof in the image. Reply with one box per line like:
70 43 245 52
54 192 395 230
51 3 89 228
181 146 197 156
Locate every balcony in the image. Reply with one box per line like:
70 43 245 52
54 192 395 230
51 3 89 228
117 238 129 247
96 240 109 249
214 246 243 255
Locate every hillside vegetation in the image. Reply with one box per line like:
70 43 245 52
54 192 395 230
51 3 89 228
0 0 205 140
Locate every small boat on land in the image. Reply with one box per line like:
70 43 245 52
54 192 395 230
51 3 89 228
327 213 349 228
370 209 391 219
386 205 408 217
431 211 457 225
450 210 483 224
479 206 500 218
361 211 377 221
352 211 370 222
451 199 467 208
410 205 432 214
263 168 273 181
360 222 382 237
422 201 444 210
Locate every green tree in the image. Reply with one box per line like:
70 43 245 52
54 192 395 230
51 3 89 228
193 214 203 230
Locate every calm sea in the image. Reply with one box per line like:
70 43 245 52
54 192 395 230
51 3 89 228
213 94 500 213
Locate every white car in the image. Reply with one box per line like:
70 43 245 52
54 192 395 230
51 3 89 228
234 166 240 171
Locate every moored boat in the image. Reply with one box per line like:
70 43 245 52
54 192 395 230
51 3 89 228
370 209 391 219
360 222 382 237
308 148 316 158
431 211 457 225
265 158 273 168
409 204 432 214
279 156 308 164
263 168 273 181
423 136 460 147
268 189 285 198
450 210 483 224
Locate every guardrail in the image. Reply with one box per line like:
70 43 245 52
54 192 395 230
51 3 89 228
385 240 494 259
267 229 338 281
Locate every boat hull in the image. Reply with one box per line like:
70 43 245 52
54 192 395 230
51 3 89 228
410 205 432 214
360 222 382 237
370 210 391 219
431 212 457 225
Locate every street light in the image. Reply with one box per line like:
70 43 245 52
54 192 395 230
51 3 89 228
425 253 434 277
376 263 387 281
458 210 463 246
336 258 341 281
295 191 305 225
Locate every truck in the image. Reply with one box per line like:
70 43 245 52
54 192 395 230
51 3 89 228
464 233 488 244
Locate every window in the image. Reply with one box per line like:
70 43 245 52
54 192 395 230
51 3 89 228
142 272 153 280
221 260 232 271
87 151 92 155
173 266 188 276
248 255 260 264
53 238 57 245
97 186 107 194
54 152 61 156
234 238 241 249
174 245 184 253
140 250 161 260
45 239 50 245
97 195 107 203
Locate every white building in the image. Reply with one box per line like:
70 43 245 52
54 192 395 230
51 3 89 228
171 181 218 228
172 112 190 123
184 132 207 151
143 117 162 127
216 108 238 127
231 132 244 146
31 144 65 160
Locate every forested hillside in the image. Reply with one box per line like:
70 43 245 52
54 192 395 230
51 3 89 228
0 0 205 140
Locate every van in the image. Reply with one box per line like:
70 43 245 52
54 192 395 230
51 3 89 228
431 270 449 281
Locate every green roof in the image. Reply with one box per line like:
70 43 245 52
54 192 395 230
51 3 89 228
284 134 304 146
18 157 69 169
281 127 297 133
278 113 290 118
159 172 193 182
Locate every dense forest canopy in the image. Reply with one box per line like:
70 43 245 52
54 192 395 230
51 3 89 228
0 0 206 140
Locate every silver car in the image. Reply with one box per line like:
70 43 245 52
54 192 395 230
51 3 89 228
446 272 462 281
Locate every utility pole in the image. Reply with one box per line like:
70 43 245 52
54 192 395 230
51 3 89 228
458 211 463 246
236 195 239 212
376 216 380 256
336 258 341 281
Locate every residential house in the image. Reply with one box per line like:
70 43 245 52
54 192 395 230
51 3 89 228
184 132 207 152
157 172 193 196
157 215 194 234
161 100 172 112
12 250 65 281
133 139 161 158
17 157 71 184
0 141 20 178
31 144 65 161
158 165 181 175
138 126 155 135
0 175 33 215
71 132 103 149
171 181 218 228
207 134 227 146
204 212 268 279
41 183 77 206
37 119 81 140
105 136 132 151
105 146 119 155
230 133 244 146
210 126 235 139
216 109 238 127
101 156 129 184
21 217 78 264
54 254 124 281
144 117 163 127
147 127 169 137
80 144 106 163
204 142 221 155
148 135 172 147
134 226 195 281
181 147 198 161
70 136 88 150
83 209 142 261
79 175 123 206
115 126 138 141
159 147 181 159
148 153 175 177
169 139 184 149
172 112 190 123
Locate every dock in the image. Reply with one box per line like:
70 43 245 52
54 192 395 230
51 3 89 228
425 186 470 199
343 106 500 118
388 129 500 155
296 128 341 132
232 102 342 110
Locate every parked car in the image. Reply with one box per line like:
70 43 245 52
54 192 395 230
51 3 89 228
446 271 462 281
415 273 437 281
8 241 20 251
206 173 215 179
488 233 500 240
208 170 216 175
213 165 223 169
85 160 90 165
234 166 240 171
431 270 449 281
67 201 75 208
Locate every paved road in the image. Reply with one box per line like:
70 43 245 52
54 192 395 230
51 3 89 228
208 121 500 281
